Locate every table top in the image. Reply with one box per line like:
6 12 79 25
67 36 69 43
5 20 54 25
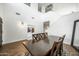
26 35 59 56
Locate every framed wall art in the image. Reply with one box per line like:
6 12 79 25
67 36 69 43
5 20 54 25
27 25 34 33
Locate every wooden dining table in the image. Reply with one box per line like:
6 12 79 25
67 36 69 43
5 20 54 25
25 35 60 56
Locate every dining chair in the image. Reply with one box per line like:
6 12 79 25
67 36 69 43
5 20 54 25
44 32 48 39
32 32 48 43
59 35 66 42
32 34 39 43
58 35 66 53
46 34 65 56
50 40 62 56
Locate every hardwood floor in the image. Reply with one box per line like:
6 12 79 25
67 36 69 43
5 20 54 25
0 40 79 56
0 40 29 56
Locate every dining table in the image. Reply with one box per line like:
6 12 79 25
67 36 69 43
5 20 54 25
24 35 60 56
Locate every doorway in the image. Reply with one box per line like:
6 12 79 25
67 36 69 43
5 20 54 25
71 20 79 52
0 17 3 47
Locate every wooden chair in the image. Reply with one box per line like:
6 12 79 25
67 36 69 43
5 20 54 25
58 35 66 53
48 40 62 56
46 35 65 56
32 32 48 43
36 32 48 40
44 32 48 39
59 35 65 42
32 34 39 43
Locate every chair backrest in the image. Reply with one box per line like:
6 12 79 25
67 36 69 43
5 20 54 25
50 40 62 56
59 35 66 42
44 32 48 39
49 35 66 56
32 32 48 43
32 34 39 43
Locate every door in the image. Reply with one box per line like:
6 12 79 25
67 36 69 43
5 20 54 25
0 17 2 47
71 20 79 52
74 22 79 48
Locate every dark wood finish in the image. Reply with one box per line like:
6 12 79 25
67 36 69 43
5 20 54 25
25 36 59 56
59 35 65 42
0 40 29 56
48 41 58 56
32 32 48 43
50 41 62 56
0 39 78 56
46 35 65 56
59 35 66 53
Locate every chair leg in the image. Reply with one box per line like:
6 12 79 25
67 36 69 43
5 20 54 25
59 46 63 56
58 50 62 56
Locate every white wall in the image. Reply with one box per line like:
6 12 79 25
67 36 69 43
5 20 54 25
2 3 44 44
0 3 4 19
1 3 79 45
48 12 79 44
0 4 4 20
34 3 79 45
47 3 79 45
0 4 4 44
